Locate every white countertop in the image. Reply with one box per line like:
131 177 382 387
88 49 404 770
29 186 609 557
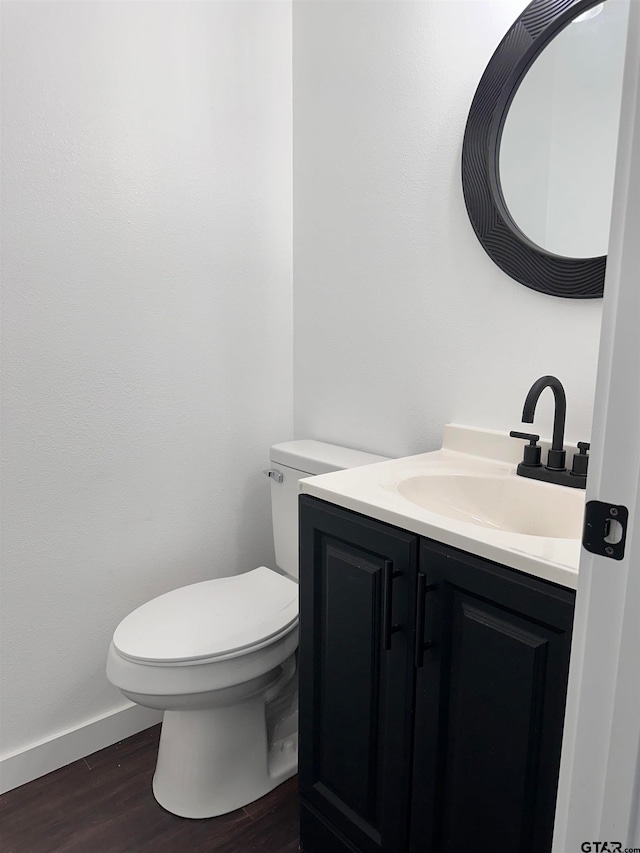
299 425 584 589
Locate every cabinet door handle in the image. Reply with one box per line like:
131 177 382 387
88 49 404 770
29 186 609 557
382 560 401 651
415 572 437 668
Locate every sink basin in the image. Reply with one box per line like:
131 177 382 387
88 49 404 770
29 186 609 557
397 473 585 539
299 426 586 587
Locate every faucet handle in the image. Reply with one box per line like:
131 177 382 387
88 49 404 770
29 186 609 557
509 430 540 443
571 442 591 478
509 431 542 467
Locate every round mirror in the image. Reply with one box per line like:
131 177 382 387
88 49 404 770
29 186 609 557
499 0 628 258
461 0 630 298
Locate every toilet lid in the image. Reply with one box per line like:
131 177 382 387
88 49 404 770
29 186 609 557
112 567 298 664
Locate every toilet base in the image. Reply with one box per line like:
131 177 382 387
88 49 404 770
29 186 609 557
152 694 297 819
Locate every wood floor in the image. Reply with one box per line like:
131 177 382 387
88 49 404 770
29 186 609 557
0 725 300 853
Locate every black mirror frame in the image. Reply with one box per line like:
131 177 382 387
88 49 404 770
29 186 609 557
461 0 609 299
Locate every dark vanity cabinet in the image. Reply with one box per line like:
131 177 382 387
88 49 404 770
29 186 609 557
298 495 575 853
410 539 575 853
298 495 417 853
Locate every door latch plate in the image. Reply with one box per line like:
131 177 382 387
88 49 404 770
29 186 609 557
582 501 628 560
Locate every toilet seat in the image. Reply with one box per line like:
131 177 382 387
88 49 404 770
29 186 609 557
112 567 298 666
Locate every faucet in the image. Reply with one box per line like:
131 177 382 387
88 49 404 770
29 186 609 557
522 375 567 470
510 375 589 489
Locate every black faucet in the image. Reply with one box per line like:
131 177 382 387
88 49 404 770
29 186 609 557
510 375 589 489
522 375 567 470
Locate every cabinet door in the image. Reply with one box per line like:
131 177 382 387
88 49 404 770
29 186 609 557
411 540 575 853
299 496 418 853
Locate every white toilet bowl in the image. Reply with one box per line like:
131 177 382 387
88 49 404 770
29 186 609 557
106 567 299 819
107 441 390 819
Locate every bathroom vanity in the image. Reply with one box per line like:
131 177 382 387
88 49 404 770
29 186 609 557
297 426 582 853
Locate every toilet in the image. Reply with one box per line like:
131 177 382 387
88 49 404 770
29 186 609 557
106 440 387 819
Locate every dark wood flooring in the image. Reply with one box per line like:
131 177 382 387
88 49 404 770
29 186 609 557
0 725 300 852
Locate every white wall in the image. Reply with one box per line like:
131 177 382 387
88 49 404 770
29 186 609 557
293 0 603 458
0 0 292 764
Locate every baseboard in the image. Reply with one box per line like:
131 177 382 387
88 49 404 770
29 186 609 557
0 703 163 794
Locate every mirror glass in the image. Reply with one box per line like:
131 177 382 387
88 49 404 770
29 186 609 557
499 0 629 259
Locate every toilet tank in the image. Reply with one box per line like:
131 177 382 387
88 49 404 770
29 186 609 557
268 440 390 581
